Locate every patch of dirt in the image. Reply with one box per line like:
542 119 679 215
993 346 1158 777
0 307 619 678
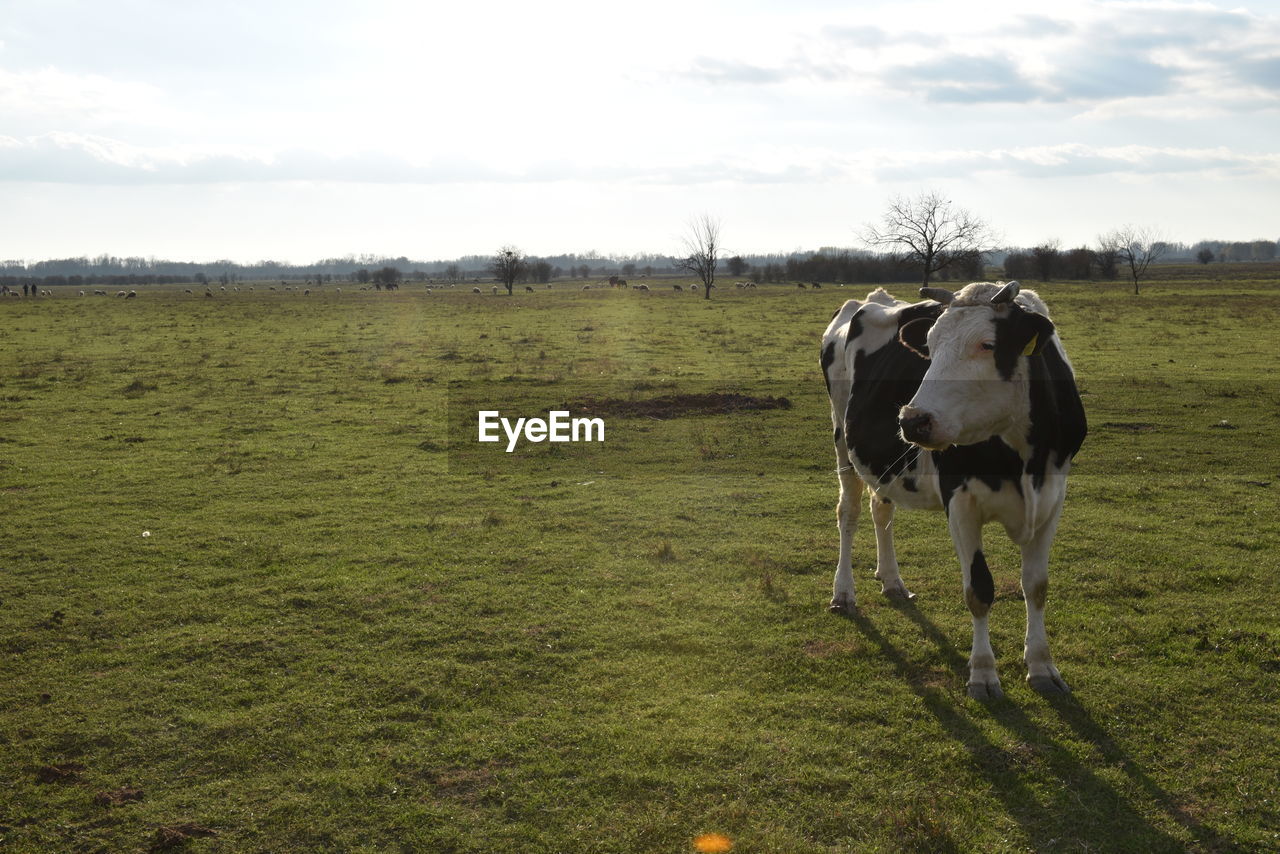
150 823 217 850
94 787 144 806
36 762 86 784
563 392 791 419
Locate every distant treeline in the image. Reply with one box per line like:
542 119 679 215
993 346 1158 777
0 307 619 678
1003 239 1278 282
3 238 1276 286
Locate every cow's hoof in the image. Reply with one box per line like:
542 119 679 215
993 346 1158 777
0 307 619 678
880 579 916 600
967 678 1004 701
828 593 856 614
1028 673 1071 694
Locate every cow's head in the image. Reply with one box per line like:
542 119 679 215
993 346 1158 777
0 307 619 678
897 281 1056 450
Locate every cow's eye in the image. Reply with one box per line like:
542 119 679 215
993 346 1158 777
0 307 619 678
979 341 995 352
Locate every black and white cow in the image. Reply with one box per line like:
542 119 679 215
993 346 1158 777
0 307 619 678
820 281 1086 698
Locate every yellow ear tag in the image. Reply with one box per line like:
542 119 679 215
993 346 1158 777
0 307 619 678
1022 334 1039 356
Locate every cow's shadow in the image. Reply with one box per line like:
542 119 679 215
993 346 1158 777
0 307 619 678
845 603 1240 852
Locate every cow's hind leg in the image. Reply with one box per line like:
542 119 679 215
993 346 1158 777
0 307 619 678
870 493 913 599
830 457 865 613
948 492 1001 699
1021 508 1070 694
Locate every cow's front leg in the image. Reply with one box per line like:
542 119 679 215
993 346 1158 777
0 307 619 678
1021 508 1070 694
948 491 1000 699
830 459 864 613
870 493 913 599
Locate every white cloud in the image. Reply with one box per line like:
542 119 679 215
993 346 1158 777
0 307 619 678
678 2 1280 112
0 66 164 118
3 132 1274 188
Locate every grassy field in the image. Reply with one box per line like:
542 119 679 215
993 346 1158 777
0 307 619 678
2 272 1278 852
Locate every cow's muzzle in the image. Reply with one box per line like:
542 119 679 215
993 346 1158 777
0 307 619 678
899 408 941 448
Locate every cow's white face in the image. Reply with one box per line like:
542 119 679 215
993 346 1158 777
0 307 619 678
898 284 1054 450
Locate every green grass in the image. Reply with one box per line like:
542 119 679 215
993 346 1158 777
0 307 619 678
1 274 1278 852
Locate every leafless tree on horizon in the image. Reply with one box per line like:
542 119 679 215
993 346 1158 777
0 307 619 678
676 215 721 300
489 245 527 295
1098 225 1167 294
861 191 998 286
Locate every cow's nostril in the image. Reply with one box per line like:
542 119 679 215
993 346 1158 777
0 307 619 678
900 413 932 443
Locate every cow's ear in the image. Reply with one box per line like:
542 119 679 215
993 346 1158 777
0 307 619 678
995 308 1056 378
898 316 933 359
1019 310 1055 357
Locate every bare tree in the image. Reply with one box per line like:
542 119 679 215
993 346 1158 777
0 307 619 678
861 191 997 286
1098 225 1166 294
676 215 720 300
1196 248 1214 265
489 246 527 295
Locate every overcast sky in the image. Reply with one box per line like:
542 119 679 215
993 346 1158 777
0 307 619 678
2 0 1277 263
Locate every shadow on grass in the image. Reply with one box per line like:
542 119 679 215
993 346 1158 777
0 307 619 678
846 604 1243 853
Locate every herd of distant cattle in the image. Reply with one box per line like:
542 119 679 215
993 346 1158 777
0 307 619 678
1 279 843 298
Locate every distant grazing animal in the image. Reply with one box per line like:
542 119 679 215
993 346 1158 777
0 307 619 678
304 289 310 295
690 284 699 292
492 286 499 295
526 286 534 292
473 287 482 294
821 282 1086 699
638 284 649 291
797 282 807 289
116 290 127 297
79 290 85 296
94 290 106 296
673 285 683 292
126 290 136 299
812 282 822 289
582 285 590 290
